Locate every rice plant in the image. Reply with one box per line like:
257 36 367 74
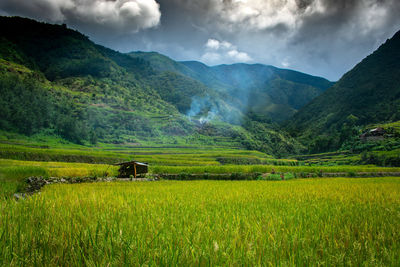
0 178 399 266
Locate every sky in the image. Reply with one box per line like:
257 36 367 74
1 0 399 80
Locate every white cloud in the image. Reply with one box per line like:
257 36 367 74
202 38 252 64
227 50 252 62
0 0 161 34
220 41 233 49
205 39 233 50
205 39 221 49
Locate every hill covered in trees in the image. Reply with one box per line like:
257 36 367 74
1 16 324 156
286 29 400 153
129 52 333 123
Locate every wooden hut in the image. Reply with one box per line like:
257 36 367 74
360 127 385 141
114 161 149 178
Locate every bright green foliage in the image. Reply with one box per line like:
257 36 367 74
1 179 399 265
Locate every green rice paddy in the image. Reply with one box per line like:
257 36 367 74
1 178 399 266
1 135 400 265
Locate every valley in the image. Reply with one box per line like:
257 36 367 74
0 16 399 266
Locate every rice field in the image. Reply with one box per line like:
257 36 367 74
2 158 400 183
1 178 399 266
152 164 400 175
0 159 119 198
0 159 119 178
1 135 399 265
0 139 275 165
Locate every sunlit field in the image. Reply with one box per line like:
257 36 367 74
0 159 119 178
1 135 399 265
1 178 399 266
151 164 400 175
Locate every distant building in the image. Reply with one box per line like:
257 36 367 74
360 127 385 141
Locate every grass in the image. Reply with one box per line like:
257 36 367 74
0 155 399 197
0 166 48 199
152 164 400 175
1 132 399 265
371 120 400 132
0 160 119 198
0 178 399 266
0 135 278 166
292 151 362 165
0 159 119 178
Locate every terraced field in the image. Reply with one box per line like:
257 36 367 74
2 135 400 198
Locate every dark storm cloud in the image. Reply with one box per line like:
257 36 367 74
169 0 400 80
286 0 400 79
0 0 161 35
1 0 399 80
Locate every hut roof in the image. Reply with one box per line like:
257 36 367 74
114 161 149 166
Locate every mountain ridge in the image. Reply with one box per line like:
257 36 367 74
0 16 399 158
0 16 310 156
286 29 400 152
130 51 333 122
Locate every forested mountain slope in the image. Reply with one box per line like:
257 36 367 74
286 29 400 151
130 53 334 122
0 16 306 156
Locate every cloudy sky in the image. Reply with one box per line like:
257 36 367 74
1 0 399 80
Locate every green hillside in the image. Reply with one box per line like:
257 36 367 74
129 53 333 122
0 16 305 156
0 16 184 143
286 29 400 152
128 51 199 78
181 62 333 122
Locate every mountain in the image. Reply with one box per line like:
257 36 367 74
125 52 220 114
0 16 309 156
129 53 334 123
0 16 183 144
128 52 199 78
286 29 400 152
199 63 333 122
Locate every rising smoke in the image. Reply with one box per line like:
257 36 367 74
186 94 245 126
